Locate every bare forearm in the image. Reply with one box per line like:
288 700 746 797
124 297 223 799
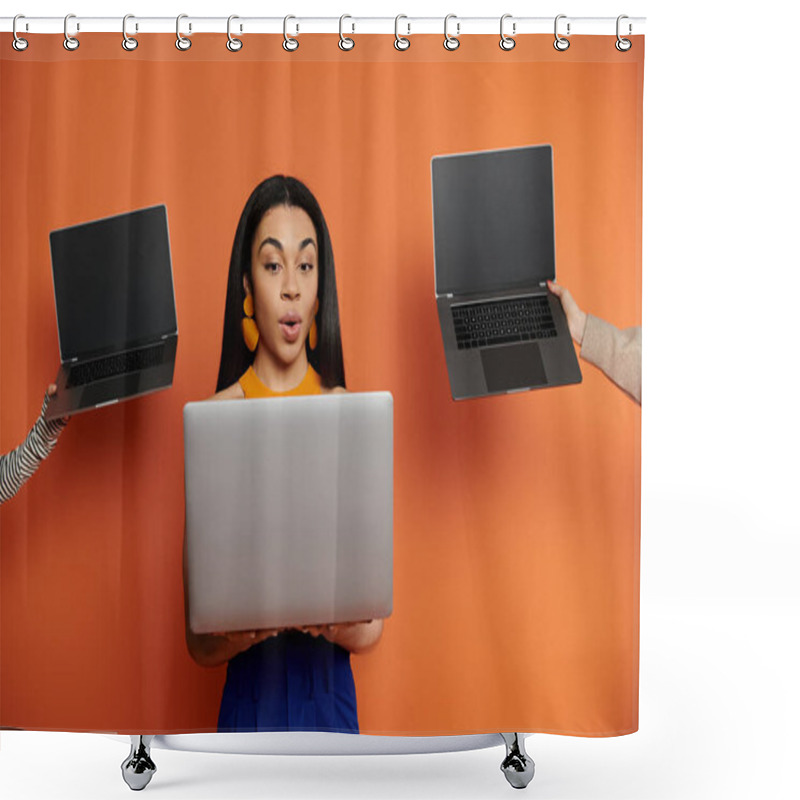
327 619 384 654
186 629 240 668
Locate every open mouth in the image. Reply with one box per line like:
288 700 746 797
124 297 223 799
279 313 302 343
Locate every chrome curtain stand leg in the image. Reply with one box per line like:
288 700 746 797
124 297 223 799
121 735 157 791
500 733 535 789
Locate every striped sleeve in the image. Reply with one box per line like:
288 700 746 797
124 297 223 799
0 393 67 505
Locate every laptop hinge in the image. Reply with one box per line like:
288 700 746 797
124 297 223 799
539 281 548 288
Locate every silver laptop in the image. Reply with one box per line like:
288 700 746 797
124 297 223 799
184 392 393 635
46 205 178 419
431 145 582 400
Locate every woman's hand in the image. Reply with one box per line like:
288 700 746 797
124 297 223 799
299 624 341 640
221 628 284 658
300 620 384 654
547 280 587 345
187 627 284 667
43 383 70 423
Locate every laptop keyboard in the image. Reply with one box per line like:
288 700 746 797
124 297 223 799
452 295 557 350
66 344 166 388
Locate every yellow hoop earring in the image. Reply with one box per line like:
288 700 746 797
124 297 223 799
308 299 319 351
242 294 259 352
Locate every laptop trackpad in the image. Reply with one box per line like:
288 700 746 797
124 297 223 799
481 343 547 393
81 373 143 407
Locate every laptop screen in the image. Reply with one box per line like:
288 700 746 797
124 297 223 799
432 145 556 296
50 205 177 361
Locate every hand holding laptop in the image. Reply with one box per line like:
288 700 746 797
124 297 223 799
547 281 587 344
219 621 378 642
45 383 72 416
213 620 380 661
310 620 382 654
221 628 284 656
547 280 642 405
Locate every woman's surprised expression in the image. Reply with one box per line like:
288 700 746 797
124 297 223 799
246 205 319 368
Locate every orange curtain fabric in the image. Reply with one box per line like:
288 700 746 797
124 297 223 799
0 33 643 735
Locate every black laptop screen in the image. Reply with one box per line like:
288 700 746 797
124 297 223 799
432 145 556 296
50 205 177 361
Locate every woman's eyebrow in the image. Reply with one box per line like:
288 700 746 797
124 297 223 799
257 236 317 253
258 236 284 253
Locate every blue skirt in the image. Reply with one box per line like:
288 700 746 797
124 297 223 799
217 630 359 733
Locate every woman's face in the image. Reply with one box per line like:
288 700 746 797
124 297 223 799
246 204 319 367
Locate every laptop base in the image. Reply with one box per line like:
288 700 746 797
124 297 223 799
45 336 177 420
437 290 582 401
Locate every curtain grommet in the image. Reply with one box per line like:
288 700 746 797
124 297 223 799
227 15 243 52
394 15 410 51
553 14 570 51
122 14 139 51
63 13 80 51
443 14 460 51
499 14 516 51
12 15 29 51
339 15 355 51
176 14 192 51
615 15 632 51
283 15 299 51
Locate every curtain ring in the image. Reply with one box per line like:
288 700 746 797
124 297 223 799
122 14 138 51
283 15 299 51
553 14 570 51
63 13 80 51
394 15 410 51
176 14 192 51
339 14 355 51
615 15 632 52
12 14 29 51
227 15 243 52
443 14 460 51
499 14 516 51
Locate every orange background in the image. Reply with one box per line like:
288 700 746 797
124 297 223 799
0 34 642 736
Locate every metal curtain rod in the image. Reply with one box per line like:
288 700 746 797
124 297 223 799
1 16 646 36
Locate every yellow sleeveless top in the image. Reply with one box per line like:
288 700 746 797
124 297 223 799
238 364 322 398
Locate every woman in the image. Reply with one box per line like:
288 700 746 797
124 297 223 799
184 176 383 733
1 385 67 505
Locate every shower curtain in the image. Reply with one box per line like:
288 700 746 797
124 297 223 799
0 29 643 738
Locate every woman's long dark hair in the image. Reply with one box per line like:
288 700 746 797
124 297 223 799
216 176 346 392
